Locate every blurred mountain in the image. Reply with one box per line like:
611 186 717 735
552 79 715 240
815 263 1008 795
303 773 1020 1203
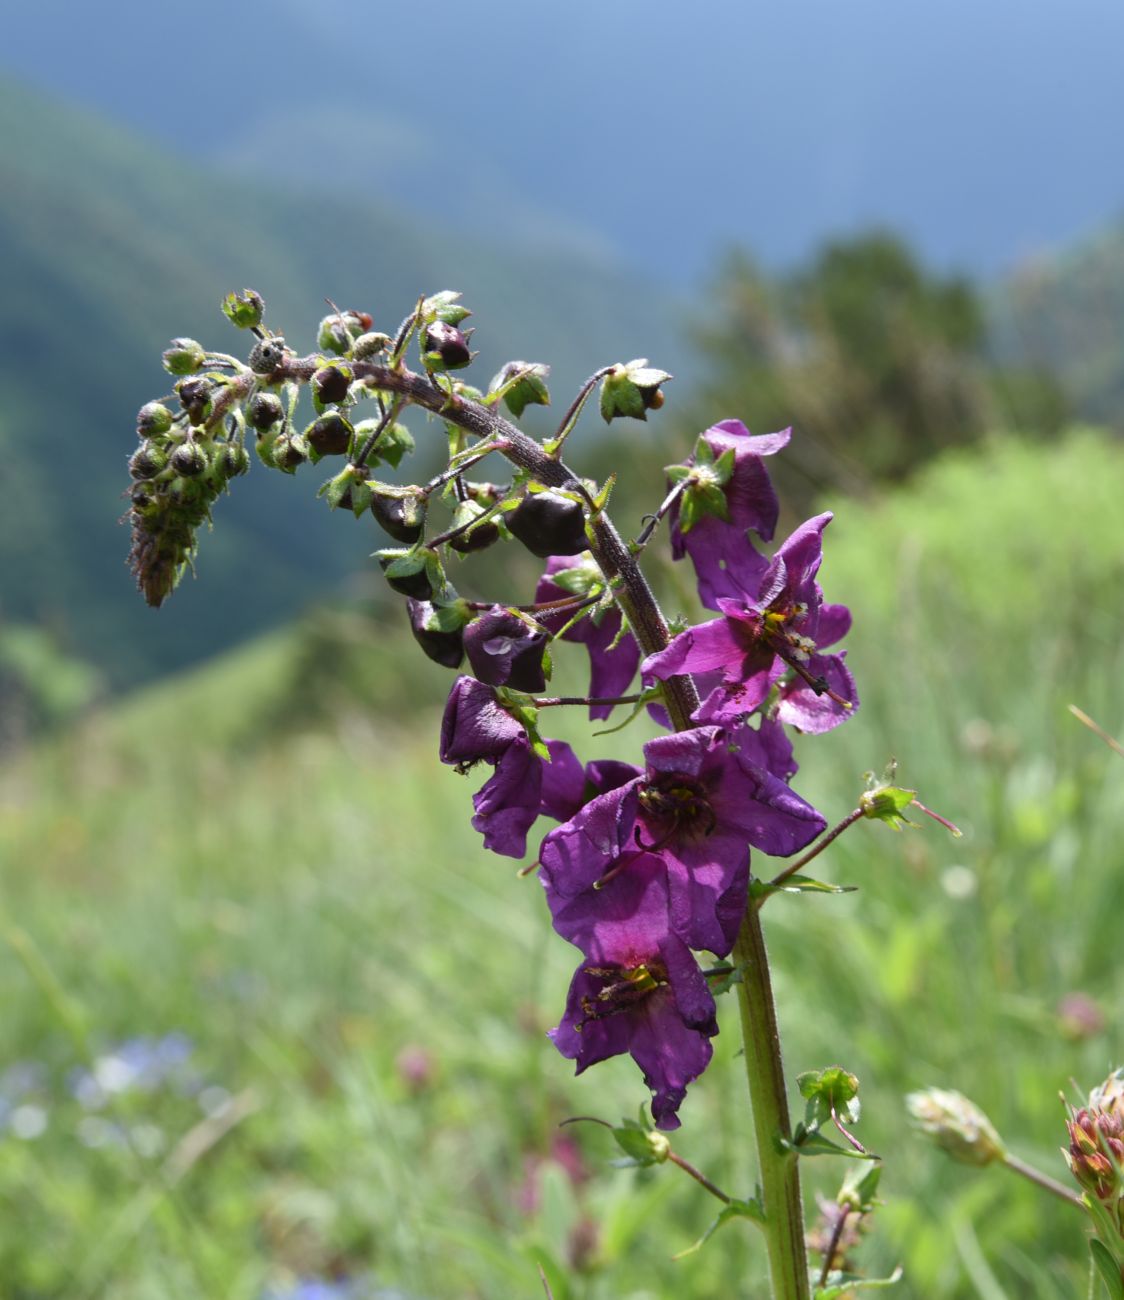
0 77 683 690
990 222 1124 429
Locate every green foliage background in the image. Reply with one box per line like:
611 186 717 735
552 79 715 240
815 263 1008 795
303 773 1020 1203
2 431 1121 1297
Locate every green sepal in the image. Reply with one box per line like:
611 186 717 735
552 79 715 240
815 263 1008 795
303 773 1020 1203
598 358 672 423
704 963 742 997
487 361 551 417
421 290 472 326
672 1195 766 1260
1090 1238 1124 1300
545 556 601 598
609 1116 671 1167
378 421 415 469
751 875 857 900
665 461 693 485
376 546 444 588
799 1067 861 1130
711 446 736 486
421 598 472 634
814 1267 903 1298
221 288 264 330
319 466 359 510
678 481 730 533
495 695 550 761
838 1160 883 1212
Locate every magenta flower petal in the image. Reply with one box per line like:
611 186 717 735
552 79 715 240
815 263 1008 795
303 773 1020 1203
471 735 543 857
538 740 586 822
440 676 524 763
775 652 859 734
539 781 643 896
815 603 852 650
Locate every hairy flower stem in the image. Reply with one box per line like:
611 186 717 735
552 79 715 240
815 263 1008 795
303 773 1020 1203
734 904 811 1300
276 354 806 1291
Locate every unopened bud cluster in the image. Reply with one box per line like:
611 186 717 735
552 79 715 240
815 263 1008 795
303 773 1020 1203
1065 1069 1124 1229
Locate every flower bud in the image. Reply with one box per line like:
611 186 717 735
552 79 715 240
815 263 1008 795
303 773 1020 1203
248 336 289 376
599 359 672 423
221 288 265 329
162 337 206 376
271 431 310 472
169 440 208 478
352 331 391 360
317 311 371 355
464 606 548 693
129 443 169 480
489 360 551 419
306 412 353 457
379 551 435 599
217 444 251 479
1066 1107 1124 1201
422 321 473 371
136 401 174 437
906 1088 1005 1166
407 599 466 669
247 392 284 431
370 489 425 544
507 490 587 558
312 363 352 406
447 500 499 554
175 377 213 426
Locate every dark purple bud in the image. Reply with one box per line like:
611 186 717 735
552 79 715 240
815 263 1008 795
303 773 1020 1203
248 335 289 376
379 553 434 599
370 490 425 544
464 606 548 693
317 311 370 355
423 321 473 371
217 444 251 478
407 599 465 668
129 444 168 480
306 412 353 457
312 364 352 406
447 500 500 554
162 337 205 376
175 377 213 426
507 490 587 558
247 392 283 431
169 441 208 477
271 431 309 472
136 401 173 437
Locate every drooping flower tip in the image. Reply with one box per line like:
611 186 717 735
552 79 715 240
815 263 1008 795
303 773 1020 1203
906 1087 1006 1166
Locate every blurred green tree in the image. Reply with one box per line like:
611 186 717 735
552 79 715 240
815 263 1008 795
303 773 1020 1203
683 233 1068 506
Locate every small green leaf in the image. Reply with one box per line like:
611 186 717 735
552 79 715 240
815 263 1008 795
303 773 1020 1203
1090 1238 1124 1300
787 1128 874 1160
673 1196 765 1259
815 1265 903 1298
751 875 857 900
421 290 472 325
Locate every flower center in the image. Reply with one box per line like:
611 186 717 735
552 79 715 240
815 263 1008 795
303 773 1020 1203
577 961 668 1029
637 775 716 845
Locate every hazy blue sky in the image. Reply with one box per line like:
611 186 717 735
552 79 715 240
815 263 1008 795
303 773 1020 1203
5 0 1123 282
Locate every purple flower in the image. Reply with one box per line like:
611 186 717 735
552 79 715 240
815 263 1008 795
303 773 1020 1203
670 420 790 610
539 739 642 824
463 605 548 693
545 854 718 1130
440 677 590 858
535 555 640 719
645 513 859 732
539 723 825 956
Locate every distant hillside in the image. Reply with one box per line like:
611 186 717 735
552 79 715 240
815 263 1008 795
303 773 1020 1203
0 78 683 689
990 220 1124 429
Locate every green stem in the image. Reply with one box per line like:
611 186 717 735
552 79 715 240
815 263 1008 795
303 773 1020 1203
734 903 811 1300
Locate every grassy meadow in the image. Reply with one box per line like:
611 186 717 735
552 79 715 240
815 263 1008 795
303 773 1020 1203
1 430 1122 1299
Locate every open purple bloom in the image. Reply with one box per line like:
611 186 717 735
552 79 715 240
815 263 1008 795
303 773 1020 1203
539 739 641 824
545 853 718 1130
463 605 548 693
645 513 859 732
670 420 790 610
441 676 575 858
539 723 825 956
535 554 640 719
